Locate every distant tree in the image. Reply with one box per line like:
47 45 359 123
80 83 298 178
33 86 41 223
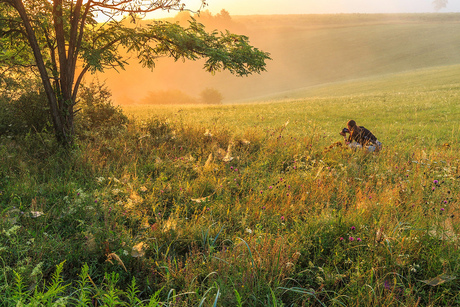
433 0 448 11
0 0 270 146
200 87 223 104
216 9 231 21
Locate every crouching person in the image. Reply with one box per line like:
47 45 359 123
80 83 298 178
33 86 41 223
340 119 382 152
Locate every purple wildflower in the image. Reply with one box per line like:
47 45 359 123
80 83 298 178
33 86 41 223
384 280 391 290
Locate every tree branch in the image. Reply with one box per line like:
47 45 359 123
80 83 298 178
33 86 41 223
72 64 89 103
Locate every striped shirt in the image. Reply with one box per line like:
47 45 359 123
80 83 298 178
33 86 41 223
347 126 378 146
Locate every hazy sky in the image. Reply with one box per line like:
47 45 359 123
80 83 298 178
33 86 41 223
148 0 460 17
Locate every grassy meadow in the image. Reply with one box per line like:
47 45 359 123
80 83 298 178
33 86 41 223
1 62 460 306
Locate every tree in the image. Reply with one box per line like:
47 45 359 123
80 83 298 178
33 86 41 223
200 87 223 104
0 0 270 146
433 0 448 10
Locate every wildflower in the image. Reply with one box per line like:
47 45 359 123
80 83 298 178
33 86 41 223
384 280 391 290
357 238 362 242
269 186 273 189
433 180 439 184
262 206 266 210
30 211 44 218
432 187 435 191
441 208 445 211
351 226 355 231
349 236 354 241
281 216 285 221
339 237 344 241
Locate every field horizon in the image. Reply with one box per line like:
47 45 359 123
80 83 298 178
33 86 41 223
96 12 460 105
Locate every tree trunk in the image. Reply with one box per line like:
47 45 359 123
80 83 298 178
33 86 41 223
11 0 72 146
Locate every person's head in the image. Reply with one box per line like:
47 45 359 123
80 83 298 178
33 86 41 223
347 119 359 132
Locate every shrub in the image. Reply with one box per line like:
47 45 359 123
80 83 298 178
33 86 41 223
200 88 223 104
76 80 128 134
0 82 52 136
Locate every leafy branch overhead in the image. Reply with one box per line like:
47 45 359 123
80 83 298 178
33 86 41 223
0 0 270 146
81 18 270 76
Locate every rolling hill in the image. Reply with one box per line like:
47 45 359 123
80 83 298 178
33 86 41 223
96 13 460 104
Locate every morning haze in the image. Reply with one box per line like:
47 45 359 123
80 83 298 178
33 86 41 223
98 10 460 105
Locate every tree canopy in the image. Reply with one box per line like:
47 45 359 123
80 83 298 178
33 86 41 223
0 0 270 145
433 0 448 11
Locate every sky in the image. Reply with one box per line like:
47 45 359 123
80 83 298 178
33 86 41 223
147 0 460 17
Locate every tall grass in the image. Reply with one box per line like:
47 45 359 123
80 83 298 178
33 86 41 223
1 69 460 305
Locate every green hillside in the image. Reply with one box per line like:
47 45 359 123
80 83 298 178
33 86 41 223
100 13 460 103
123 63 460 149
243 64 460 101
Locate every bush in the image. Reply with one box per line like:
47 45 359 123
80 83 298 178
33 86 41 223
200 88 223 104
76 80 129 135
0 83 52 136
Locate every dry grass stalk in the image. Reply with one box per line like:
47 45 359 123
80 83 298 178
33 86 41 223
106 252 128 272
